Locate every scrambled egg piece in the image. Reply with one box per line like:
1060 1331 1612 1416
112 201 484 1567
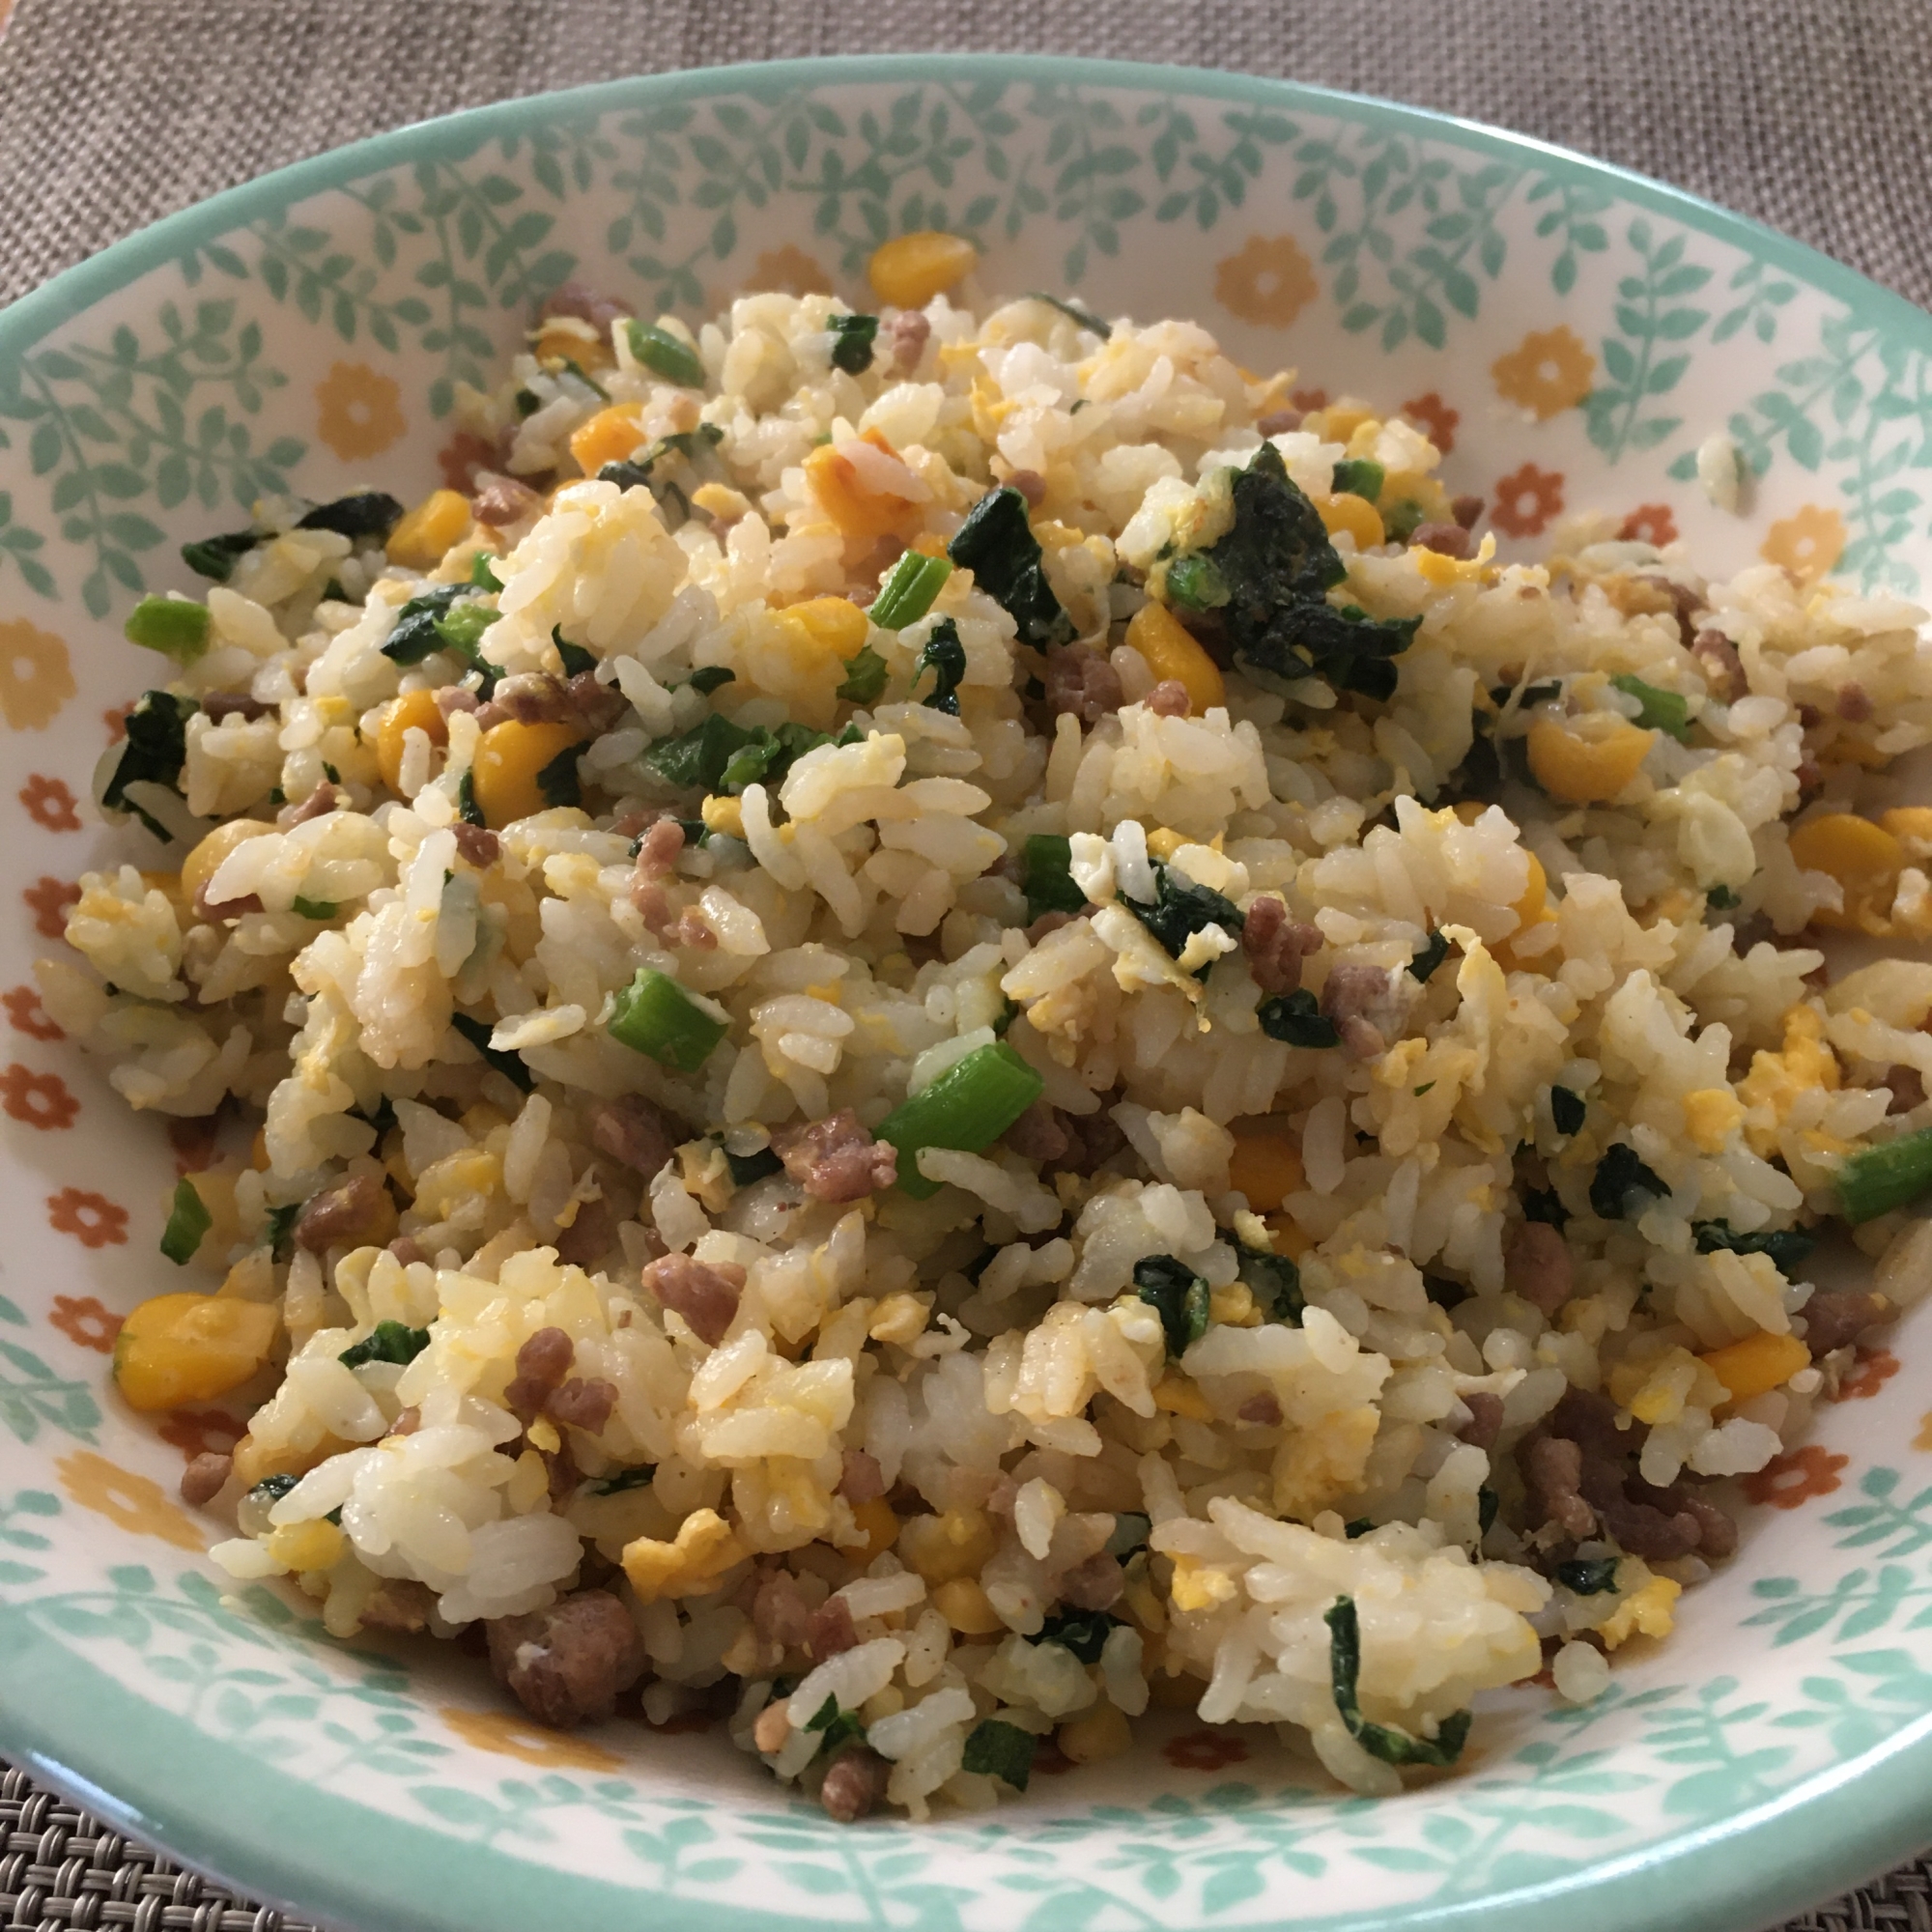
621 1506 747 1603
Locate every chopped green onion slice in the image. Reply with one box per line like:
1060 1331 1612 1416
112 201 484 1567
608 968 728 1074
869 551 952 630
627 320 706 388
339 1320 431 1369
159 1177 213 1264
1611 672 1692 742
1163 554 1229 611
875 1041 1045 1199
435 601 500 657
1331 458 1385 503
1838 1124 1932 1224
1326 1594 1471 1767
961 1718 1037 1792
125 596 212 664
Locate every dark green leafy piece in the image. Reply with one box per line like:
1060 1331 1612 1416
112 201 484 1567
1520 1188 1569 1229
836 645 889 705
626 320 705 387
803 1694 867 1759
1258 988 1340 1049
1408 930 1450 982
381 585 465 665
1838 1125 1932 1224
291 896 338 921
1106 1512 1151 1557
1477 1487 1499 1537
248 1473 299 1504
599 460 654 491
686 666 736 696
868 551 952 630
1691 1220 1816 1273
1554 1557 1621 1595
593 1464 658 1495
1326 1595 1471 1767
962 1718 1037 1791
724 1146 784 1187
515 387 542 417
470 553 504 592
718 721 857 794
1164 554 1230 611
181 529 258 582
537 744 582 809
102 691 197 838
551 629 597 678
913 618 967 715
1381 499 1426 544
264 1200 301 1260
1133 1255 1210 1357
1425 1275 1468 1308
339 1320 432 1369
298 492 404 541
1331 458 1385 502
125 595 211 664
1122 863 1244 970
451 1011 534 1093
1706 884 1742 913
1611 672 1692 743
1026 292 1111 338
159 1178 212 1265
1030 1608 1120 1665
1590 1144 1669 1220
828 313 879 374
947 487 1074 647
1020 834 1088 923
1550 1086 1587 1136
643 713 759 790
457 771 484 826
1345 1519 1376 1539
560 358 610 400
1236 1240 1302 1323
436 600 500 658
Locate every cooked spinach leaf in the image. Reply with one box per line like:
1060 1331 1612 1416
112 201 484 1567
1026 292 1112 338
1122 862 1243 969
339 1320 431 1369
1257 988 1340 1048
1590 1143 1669 1220
298 492 404 541
1133 1254 1211 1357
1550 1085 1587 1136
552 629 596 678
1236 1239 1303 1323
102 691 197 838
947 487 1074 647
962 1718 1037 1791
1408 929 1450 981
1030 1607 1120 1664
1331 458 1384 502
1326 1594 1471 1766
828 313 879 374
180 529 259 582
913 618 968 715
1020 834 1088 923
451 1011 533 1093
536 743 582 810
381 585 465 665
1691 1220 1816 1273
1554 1557 1621 1595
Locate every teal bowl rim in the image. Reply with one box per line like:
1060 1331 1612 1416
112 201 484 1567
3 49 1931 1932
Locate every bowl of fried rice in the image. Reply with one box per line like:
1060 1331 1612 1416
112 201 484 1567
4 52 1932 1932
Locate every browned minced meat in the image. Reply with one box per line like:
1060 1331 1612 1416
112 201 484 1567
544 1436 581 1505
1003 1100 1071 1165
1051 1107 1129 1178
1678 1491 1739 1560
838 1448 886 1505
775 1109 898 1203
666 906 718 952
1534 1387 1729 1563
819 1747 888 1823
1255 408 1302 437
1692 628 1747 701
1451 493 1485 529
450 822 500 869
1043 645 1123 725
1057 1551 1124 1612
567 668 629 733
539 281 631 334
1504 1220 1574 1316
1025 908 1086 944
641 1253 747 1347
387 1236 427 1266
1241 895 1322 996
479 671 574 727
1837 682 1874 723
1237 1390 1283 1427
390 1406 422 1436
180 1451 232 1507
753 1567 812 1649
280 781 347 830
588 1094 677 1179
202 693 273 722
360 1578 438 1634
472 474 545 528
436 686 480 719
1005 469 1047 507
1410 523 1472 559
886 309 931 374
633 817 685 881
1797 702 1824 730
294 1172 392 1254
1458 1391 1504 1451
1521 1435 1596 1540
807 1594 858 1660
548 1375 617 1434
554 1194 616 1270
1636 575 1703 647
1886 1065 1925 1115
1321 963 1393 1060
504 1325 575 1419
487 1589 646 1728
1804 1288 1892 1356
194 884 264 922
1144 679 1191 717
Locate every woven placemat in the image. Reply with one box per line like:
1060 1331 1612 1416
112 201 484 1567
3 1 1932 1927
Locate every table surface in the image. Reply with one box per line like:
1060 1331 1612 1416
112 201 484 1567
3 1 1931 1927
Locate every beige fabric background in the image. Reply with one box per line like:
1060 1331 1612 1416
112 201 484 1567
3 2 1932 1927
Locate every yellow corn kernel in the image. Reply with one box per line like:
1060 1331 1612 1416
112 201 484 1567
1787 813 1905 933
470 720 583 828
701 793 745 838
849 1495 900 1561
1525 716 1657 804
1151 1374 1213 1421
932 1576 1005 1634
1128 601 1225 714
1699 1330 1810 1405
376 687 449 792
534 321 613 371
1060 1702 1134 1765
1314 491 1386 550
385 489 472 570
779 595 870 665
897 1507 996 1585
568 403 647 477
113 1293 278 1411
181 817 272 910
1144 828 1184 863
1599 1575 1680 1650
1304 404 1374 443
1880 806 1932 863
1682 1088 1744 1153
802 431 923 542
266 1517 345 1575
1228 1120 1304 1210
867 230 978 308
621 1506 747 1604
1512 850 1549 928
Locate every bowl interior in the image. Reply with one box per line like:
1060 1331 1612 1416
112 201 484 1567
3 54 1932 1932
